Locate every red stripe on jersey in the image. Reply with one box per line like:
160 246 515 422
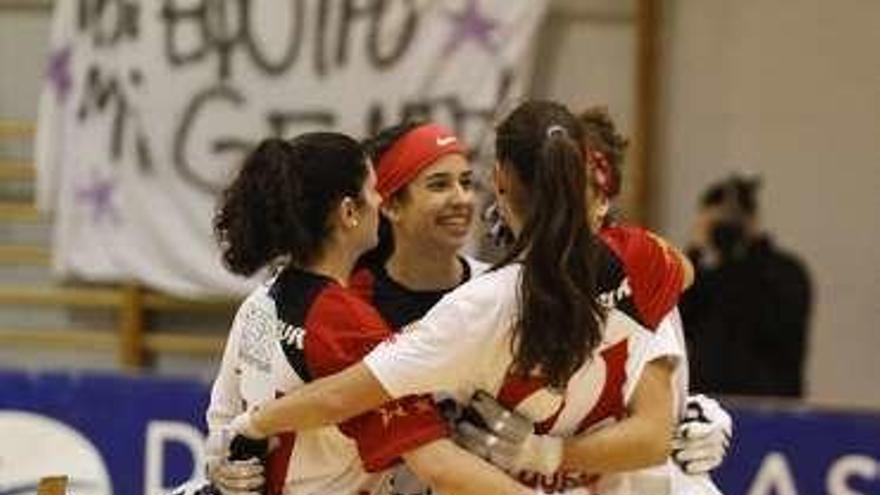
265 432 296 495
575 339 629 433
496 372 565 434
497 373 545 408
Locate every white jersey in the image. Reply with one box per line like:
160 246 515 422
208 278 402 495
364 264 682 495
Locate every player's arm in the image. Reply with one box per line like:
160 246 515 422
403 439 532 495
205 296 267 493
237 361 389 436
234 282 502 439
453 358 676 476
560 357 675 473
206 303 248 430
645 231 694 292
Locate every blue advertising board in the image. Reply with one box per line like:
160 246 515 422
1 369 879 495
715 402 880 495
0 369 210 494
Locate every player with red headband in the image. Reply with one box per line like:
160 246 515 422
346 121 488 495
351 120 695 494
350 122 487 334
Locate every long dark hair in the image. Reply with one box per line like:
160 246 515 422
356 120 424 268
215 133 368 276
494 100 605 389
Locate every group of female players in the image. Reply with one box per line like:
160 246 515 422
194 99 732 495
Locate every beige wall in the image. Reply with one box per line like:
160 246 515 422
657 0 880 408
0 7 49 121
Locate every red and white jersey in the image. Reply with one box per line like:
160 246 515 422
207 268 447 495
365 227 687 495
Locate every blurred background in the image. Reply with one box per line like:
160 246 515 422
0 1 878 494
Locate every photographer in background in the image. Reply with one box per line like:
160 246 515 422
681 174 812 398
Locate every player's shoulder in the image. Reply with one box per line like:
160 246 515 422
313 281 389 332
236 276 277 315
598 224 683 330
462 255 491 278
601 224 679 275
600 224 655 257
440 262 520 309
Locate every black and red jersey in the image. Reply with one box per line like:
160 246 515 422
349 256 484 330
262 267 447 492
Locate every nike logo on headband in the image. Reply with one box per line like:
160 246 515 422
436 136 457 147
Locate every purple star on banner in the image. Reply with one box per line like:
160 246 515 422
443 0 500 57
47 46 73 103
77 175 120 225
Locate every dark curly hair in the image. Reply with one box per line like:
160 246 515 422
495 100 605 389
214 133 368 276
579 106 629 199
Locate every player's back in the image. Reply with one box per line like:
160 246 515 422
470 231 684 494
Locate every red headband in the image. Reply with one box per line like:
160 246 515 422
375 123 465 200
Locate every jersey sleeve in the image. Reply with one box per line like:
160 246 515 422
644 308 687 365
206 292 252 431
304 288 448 472
363 266 518 400
339 395 448 472
602 226 685 329
642 308 688 417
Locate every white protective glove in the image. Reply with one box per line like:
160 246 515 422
672 394 733 474
452 390 563 476
228 407 269 440
204 423 268 495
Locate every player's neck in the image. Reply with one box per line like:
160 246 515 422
306 242 358 287
385 243 462 291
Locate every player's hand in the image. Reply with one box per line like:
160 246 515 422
228 407 268 440
204 429 268 495
672 394 733 474
452 390 563 475
206 458 264 495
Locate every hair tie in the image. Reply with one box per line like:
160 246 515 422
546 125 567 139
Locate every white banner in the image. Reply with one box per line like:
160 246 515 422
35 0 548 296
